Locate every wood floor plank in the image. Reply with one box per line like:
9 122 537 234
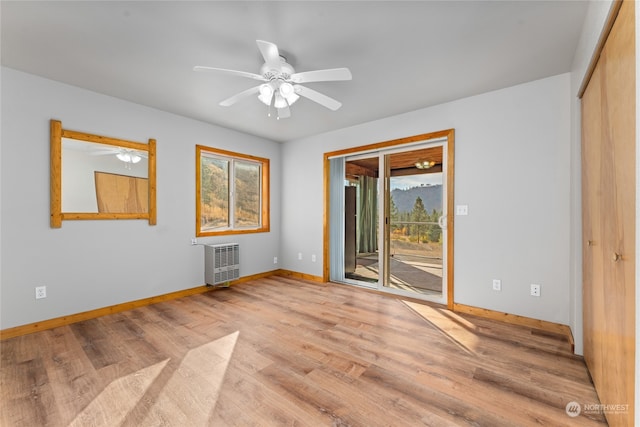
0 277 606 426
38 347 100 424
217 362 328 426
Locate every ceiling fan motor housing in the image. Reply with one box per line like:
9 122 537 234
260 58 294 81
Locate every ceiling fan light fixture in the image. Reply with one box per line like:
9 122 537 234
116 152 130 162
116 151 141 164
415 160 435 169
259 83 273 97
285 92 300 105
274 93 287 109
279 82 294 97
278 81 299 105
258 84 274 106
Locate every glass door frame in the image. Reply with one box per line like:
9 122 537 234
341 151 382 289
323 129 455 309
381 141 447 305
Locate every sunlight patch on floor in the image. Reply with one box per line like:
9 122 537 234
140 330 239 426
402 301 479 354
69 358 169 427
69 331 240 426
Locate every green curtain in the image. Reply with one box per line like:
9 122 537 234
358 176 378 253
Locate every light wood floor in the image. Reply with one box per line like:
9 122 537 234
1 276 606 426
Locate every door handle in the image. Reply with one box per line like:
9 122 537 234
612 252 621 262
438 215 447 229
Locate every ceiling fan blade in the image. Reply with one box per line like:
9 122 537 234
91 148 148 156
193 66 265 81
256 40 281 70
294 85 343 111
290 68 352 84
277 105 291 119
219 85 261 107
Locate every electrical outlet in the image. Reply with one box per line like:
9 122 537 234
456 205 468 215
311 254 316 262
35 286 47 299
297 252 302 260
273 257 278 264
492 279 501 291
191 238 197 245
530 284 541 297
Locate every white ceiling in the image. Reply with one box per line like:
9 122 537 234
1 1 589 143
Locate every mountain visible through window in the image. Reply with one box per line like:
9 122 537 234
196 145 269 236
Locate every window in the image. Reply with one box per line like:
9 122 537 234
196 145 269 236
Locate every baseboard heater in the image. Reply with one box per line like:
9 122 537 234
205 243 240 286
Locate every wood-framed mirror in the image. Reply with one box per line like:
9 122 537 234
50 119 157 228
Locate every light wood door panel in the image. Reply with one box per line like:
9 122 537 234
582 1 635 425
95 172 149 214
581 61 605 384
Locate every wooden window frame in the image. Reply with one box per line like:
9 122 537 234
50 119 157 228
196 145 270 237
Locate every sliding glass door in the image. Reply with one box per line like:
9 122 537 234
383 146 445 298
328 136 450 305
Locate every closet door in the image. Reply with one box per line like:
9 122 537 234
582 1 635 426
581 59 605 386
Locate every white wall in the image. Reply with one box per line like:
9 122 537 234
282 73 572 325
0 67 281 329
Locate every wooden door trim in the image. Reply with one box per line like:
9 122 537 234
322 129 455 309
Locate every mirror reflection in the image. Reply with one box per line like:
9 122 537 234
62 138 149 213
50 119 157 228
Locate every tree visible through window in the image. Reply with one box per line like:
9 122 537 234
196 145 269 236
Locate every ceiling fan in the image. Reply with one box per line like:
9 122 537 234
91 148 147 165
194 40 352 119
